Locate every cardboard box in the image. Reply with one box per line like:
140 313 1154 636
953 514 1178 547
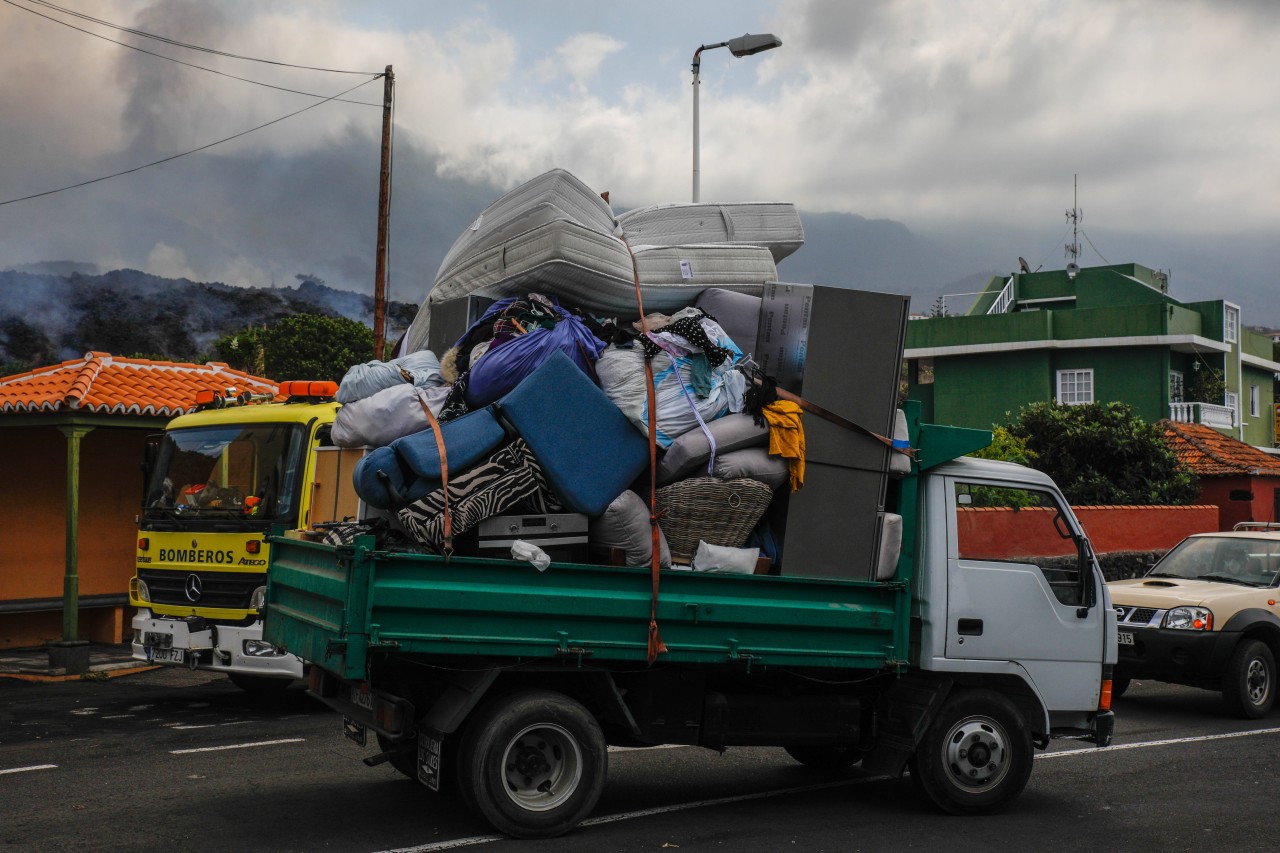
310 446 368 527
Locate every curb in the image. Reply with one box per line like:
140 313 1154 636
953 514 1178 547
0 663 160 683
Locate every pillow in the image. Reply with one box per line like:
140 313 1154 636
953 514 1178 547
711 447 789 491
655 413 770 485
589 490 671 568
336 350 444 404
694 288 762 356
331 384 452 449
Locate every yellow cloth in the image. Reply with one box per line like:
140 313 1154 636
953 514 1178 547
761 400 805 491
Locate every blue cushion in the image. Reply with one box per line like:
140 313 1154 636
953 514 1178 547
391 406 508 486
352 445 431 510
496 351 651 516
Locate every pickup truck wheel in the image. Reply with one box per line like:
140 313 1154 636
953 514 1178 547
375 733 419 780
228 673 291 693
913 689 1033 815
1222 639 1276 719
784 745 862 771
456 689 607 839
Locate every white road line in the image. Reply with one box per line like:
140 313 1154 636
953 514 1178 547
172 725 217 730
0 764 57 775
170 738 304 755
101 714 136 720
1037 725 1280 759
371 725 1280 853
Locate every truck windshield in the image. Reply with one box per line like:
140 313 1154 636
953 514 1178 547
142 424 306 525
1149 536 1280 588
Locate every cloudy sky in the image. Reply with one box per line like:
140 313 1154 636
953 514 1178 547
2 0 1278 315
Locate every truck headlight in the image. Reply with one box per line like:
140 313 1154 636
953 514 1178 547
131 577 151 605
249 585 267 610
1165 606 1213 631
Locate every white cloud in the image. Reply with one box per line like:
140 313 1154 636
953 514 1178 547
535 33 626 95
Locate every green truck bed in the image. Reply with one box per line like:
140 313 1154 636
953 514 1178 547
265 541 912 682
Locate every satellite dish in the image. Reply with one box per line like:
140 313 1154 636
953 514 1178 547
1066 262 1079 280
1018 256 1031 273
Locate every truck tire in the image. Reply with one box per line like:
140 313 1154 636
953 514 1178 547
228 673 292 693
455 689 607 839
912 689 1033 815
784 745 862 771
1222 639 1275 719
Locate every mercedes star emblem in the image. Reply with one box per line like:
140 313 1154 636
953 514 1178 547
185 573 203 603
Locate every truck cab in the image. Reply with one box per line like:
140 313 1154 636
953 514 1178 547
129 381 344 691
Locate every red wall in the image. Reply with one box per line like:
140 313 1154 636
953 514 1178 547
957 504 1219 560
1198 476 1280 532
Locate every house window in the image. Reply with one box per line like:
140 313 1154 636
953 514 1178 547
1170 371 1185 404
1251 385 1260 417
1225 305 1240 344
1057 369 1094 405
1226 391 1239 420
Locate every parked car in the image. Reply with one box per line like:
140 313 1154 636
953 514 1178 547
1108 526 1280 718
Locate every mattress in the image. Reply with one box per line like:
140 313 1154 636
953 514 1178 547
617 202 804 262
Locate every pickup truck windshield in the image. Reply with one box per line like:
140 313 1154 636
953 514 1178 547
1149 536 1280 588
142 424 306 525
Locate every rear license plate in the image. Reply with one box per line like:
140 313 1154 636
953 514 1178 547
150 647 184 663
417 733 443 791
350 686 373 710
1118 631 1134 646
343 717 367 747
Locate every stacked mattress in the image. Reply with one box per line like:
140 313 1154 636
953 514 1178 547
403 168 802 353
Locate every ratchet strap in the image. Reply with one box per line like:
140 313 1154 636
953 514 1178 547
416 391 453 561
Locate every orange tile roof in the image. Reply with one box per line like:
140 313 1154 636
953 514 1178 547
1160 419 1280 478
0 352 278 418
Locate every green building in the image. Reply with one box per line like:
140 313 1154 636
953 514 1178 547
904 263 1280 447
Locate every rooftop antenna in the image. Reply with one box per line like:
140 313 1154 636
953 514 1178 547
1065 173 1082 279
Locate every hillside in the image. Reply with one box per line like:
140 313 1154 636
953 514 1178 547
0 267 416 374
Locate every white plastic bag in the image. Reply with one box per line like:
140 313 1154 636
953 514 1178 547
511 540 551 572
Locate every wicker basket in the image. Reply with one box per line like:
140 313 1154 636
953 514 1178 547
654 476 775 561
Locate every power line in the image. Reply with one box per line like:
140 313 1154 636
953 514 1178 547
2 0 382 106
0 75 382 207
20 0 380 74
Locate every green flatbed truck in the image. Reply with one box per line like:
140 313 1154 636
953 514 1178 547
263 404 1116 838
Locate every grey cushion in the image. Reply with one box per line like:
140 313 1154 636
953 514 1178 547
711 447 789 491
655 413 770 485
695 288 762 355
589 490 671 568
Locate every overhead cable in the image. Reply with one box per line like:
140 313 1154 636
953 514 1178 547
0 75 382 207
2 0 382 106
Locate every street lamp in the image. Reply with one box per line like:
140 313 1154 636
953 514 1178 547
691 32 782 203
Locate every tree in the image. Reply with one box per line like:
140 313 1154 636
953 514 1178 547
1005 401 1198 506
1186 365 1227 405
260 313 371 383
929 296 949 318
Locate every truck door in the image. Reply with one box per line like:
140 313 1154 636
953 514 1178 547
945 480 1103 711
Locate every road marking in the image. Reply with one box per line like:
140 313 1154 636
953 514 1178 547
0 764 57 775
372 726 1280 852
102 714 136 720
172 725 217 730
170 738 304 755
1037 726 1280 759
608 743 685 753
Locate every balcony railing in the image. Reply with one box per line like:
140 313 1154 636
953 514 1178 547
986 277 1015 315
1169 402 1236 429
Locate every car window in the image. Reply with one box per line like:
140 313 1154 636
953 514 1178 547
1150 537 1280 587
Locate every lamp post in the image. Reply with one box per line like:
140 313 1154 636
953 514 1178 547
691 32 781 202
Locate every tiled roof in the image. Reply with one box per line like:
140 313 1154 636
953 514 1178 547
1160 419 1280 478
0 352 278 418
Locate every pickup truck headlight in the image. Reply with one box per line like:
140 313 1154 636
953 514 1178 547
1165 606 1213 631
249 585 267 610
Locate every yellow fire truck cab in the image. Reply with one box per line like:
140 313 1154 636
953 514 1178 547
129 380 354 691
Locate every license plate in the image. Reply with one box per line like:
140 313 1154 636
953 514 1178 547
150 647 184 663
350 686 373 710
1118 631 1134 646
417 733 443 791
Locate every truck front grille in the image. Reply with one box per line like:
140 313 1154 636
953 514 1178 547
1115 606 1161 627
139 569 263 610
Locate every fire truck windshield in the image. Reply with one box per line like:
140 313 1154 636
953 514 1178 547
143 423 306 525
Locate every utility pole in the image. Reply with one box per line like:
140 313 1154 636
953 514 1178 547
373 65 394 359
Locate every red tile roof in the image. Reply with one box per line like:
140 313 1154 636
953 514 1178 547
0 352 278 418
1161 419 1280 477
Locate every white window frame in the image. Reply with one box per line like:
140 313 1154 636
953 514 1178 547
1226 390 1239 417
1251 384 1260 418
1225 304 1240 344
1169 370 1185 404
1057 368 1094 405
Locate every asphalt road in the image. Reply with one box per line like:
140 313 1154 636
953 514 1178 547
2 669 1278 853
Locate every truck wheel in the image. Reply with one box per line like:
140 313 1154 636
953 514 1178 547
1222 639 1276 719
912 689 1033 815
228 673 292 693
375 733 419 779
784 745 862 771
456 689 607 839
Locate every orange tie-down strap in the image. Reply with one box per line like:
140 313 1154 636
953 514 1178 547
620 232 667 664
415 391 453 561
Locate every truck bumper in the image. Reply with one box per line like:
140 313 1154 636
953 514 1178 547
131 609 305 680
1116 627 1238 686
